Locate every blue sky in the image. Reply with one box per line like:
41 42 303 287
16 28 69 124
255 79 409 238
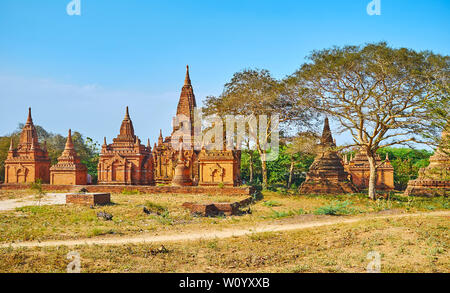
0 0 449 146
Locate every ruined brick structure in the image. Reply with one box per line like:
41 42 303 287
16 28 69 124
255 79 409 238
299 118 358 194
404 129 450 196
50 129 87 185
97 107 154 185
343 149 395 191
4 108 51 184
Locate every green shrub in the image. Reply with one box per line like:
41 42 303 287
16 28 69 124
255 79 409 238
314 200 356 216
144 201 167 215
263 200 282 207
121 188 140 195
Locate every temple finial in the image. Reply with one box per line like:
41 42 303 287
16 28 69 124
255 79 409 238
184 65 191 85
26 107 33 124
321 117 334 145
125 106 130 119
147 138 151 148
386 152 389 161
9 138 13 151
65 129 74 150
103 137 107 146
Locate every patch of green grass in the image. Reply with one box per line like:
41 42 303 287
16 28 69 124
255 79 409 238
314 200 357 216
266 208 307 219
144 201 167 215
88 228 115 237
262 200 282 207
121 189 140 195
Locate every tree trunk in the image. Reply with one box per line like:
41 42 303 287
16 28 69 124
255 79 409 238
288 159 295 189
261 155 268 190
367 153 377 200
249 151 254 182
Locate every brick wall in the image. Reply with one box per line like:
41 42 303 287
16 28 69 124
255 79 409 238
0 184 254 196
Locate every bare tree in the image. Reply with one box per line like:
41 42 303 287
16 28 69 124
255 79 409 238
290 42 449 199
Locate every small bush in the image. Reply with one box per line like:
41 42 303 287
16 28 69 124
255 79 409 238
314 201 356 216
144 201 167 215
263 200 282 207
121 189 140 195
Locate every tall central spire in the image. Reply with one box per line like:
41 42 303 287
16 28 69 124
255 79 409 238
174 65 197 136
184 65 191 86
321 117 335 146
65 129 74 150
118 106 136 140
26 107 33 125
19 107 40 149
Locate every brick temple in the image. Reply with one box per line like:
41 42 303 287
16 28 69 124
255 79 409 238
50 129 87 185
4 108 51 184
152 66 241 187
97 107 154 185
343 149 394 190
299 118 358 194
404 129 450 196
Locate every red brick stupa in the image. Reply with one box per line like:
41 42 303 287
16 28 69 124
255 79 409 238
299 118 358 194
404 129 450 196
4 108 51 184
50 129 88 185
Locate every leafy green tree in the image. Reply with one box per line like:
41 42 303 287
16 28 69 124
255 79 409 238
290 42 448 199
204 69 317 189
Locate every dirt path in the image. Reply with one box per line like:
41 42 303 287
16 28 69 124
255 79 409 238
0 193 66 211
2 210 448 249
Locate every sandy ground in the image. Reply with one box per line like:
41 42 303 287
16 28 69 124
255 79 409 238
0 193 66 211
1 210 448 249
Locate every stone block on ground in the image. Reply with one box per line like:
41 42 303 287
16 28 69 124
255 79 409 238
66 193 111 206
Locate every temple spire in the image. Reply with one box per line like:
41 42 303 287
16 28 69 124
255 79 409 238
9 138 13 151
321 117 334 146
65 129 74 150
184 65 191 86
125 106 130 120
26 107 33 125
118 106 135 139
158 129 164 145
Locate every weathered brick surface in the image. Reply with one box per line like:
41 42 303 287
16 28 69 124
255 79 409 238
0 184 253 196
182 197 253 216
66 193 111 205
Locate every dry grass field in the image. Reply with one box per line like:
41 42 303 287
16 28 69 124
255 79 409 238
0 189 448 273
0 214 447 273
